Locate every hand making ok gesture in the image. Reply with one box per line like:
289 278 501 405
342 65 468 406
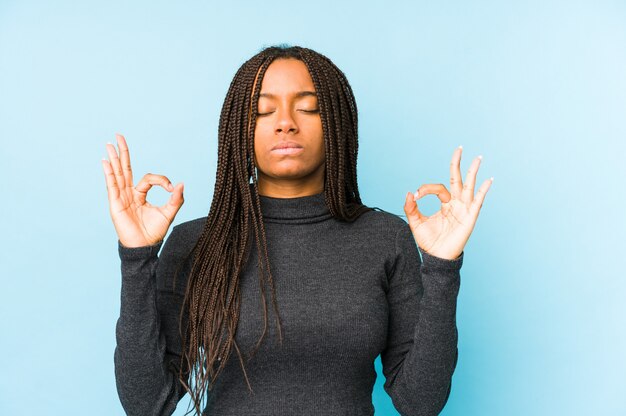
101 134 185 248
403 146 493 260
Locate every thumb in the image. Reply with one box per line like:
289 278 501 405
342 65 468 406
404 191 424 228
162 182 185 218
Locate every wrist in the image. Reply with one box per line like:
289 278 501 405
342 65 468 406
420 247 462 261
419 248 464 270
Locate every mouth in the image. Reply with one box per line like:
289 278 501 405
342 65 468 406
271 141 304 155
272 141 303 150
271 147 304 155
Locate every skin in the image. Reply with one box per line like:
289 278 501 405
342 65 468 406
403 147 493 260
101 133 184 248
101 59 492 257
253 58 325 198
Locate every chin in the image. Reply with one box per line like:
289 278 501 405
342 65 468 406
265 161 308 174
269 169 310 179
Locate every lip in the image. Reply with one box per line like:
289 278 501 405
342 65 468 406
272 141 304 150
272 147 304 155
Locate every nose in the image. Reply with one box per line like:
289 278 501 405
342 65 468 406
275 108 298 135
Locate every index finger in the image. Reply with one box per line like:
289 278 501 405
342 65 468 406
134 173 174 206
116 133 134 188
415 183 452 204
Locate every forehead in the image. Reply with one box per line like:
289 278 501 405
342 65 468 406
259 58 316 95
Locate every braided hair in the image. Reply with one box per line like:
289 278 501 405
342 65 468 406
177 45 373 414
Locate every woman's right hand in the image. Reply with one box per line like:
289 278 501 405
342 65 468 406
101 133 184 248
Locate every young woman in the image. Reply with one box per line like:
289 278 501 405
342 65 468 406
102 45 492 416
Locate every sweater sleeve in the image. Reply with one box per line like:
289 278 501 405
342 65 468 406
114 229 190 416
381 222 463 416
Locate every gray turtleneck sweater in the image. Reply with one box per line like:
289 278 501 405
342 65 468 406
114 191 463 416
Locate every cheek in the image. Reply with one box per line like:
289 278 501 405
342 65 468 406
312 123 325 157
253 124 271 155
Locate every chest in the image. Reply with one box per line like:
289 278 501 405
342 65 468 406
234 223 391 363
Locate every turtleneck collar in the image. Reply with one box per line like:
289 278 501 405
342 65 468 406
252 184 332 224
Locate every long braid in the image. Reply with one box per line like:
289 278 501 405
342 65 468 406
176 45 373 415
246 56 286 362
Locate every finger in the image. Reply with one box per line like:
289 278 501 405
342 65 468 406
160 182 185 220
415 183 452 204
450 145 463 198
134 173 175 206
116 133 134 188
106 142 126 193
101 158 120 201
462 155 482 204
470 177 493 216
404 191 426 228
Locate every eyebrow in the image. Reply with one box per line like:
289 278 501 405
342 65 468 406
259 91 317 99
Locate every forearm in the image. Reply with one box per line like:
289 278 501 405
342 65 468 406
114 240 185 416
392 250 462 416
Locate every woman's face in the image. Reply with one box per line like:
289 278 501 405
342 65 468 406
253 58 325 197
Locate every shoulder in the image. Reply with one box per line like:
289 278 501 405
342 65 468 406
158 216 207 260
348 206 419 282
360 207 408 227
341 206 413 257
156 216 207 294
352 206 411 240
169 216 207 246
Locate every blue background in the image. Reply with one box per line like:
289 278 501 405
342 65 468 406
1 1 624 414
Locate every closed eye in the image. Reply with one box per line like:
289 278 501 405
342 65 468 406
257 109 320 116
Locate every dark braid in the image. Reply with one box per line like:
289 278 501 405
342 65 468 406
176 45 373 414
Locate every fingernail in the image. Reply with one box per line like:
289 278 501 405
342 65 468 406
490 177 494 181
478 155 483 160
459 145 463 149
413 190 419 201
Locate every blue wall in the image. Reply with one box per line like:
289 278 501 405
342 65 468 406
1 1 624 414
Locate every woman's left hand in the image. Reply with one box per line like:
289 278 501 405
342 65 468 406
403 146 493 260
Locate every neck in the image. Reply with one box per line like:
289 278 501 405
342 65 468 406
249 183 330 224
256 171 324 198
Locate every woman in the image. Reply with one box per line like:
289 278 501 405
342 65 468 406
102 45 492 416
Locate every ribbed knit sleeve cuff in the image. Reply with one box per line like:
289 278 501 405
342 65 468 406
118 239 164 261
419 248 464 271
